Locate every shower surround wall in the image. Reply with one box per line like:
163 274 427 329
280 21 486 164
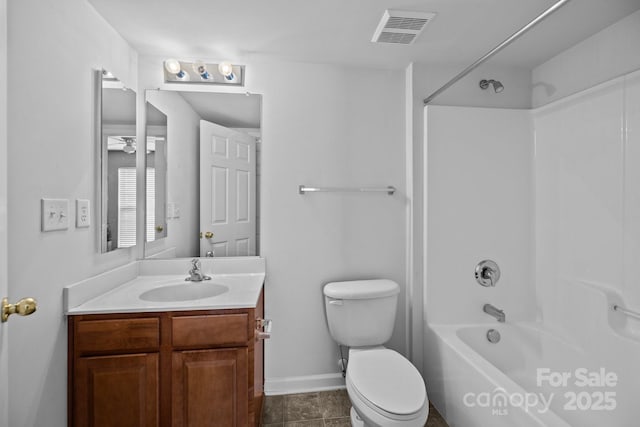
534 70 640 342
424 106 535 325
423 69 640 426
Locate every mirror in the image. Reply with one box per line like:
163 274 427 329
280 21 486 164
144 90 261 259
98 69 137 253
145 102 168 244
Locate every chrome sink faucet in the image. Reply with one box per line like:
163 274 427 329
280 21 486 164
483 304 505 323
186 258 211 282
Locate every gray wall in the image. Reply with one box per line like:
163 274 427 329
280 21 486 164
6 0 138 424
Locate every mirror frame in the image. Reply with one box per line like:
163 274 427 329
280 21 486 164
96 69 138 254
95 69 106 253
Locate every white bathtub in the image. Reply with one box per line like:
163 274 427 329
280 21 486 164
424 322 637 427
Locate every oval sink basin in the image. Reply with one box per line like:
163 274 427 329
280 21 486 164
139 282 229 302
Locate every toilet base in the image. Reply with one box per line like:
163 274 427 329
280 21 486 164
350 407 365 427
348 401 429 427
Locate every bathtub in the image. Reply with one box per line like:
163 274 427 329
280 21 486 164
424 322 637 427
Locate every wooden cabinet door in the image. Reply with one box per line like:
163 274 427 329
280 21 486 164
74 353 159 427
172 348 248 427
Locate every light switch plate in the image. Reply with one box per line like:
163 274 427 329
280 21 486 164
167 202 181 220
76 199 90 228
41 198 69 231
166 202 175 219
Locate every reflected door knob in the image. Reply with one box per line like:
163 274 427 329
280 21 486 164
1 297 37 322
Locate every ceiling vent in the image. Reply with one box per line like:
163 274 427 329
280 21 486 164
372 10 436 45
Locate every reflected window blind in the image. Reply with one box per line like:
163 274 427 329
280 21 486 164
117 168 137 248
146 168 155 242
118 167 157 247
118 168 156 248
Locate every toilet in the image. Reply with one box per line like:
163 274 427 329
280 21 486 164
323 279 429 427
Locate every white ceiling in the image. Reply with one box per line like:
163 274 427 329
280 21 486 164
89 0 640 70
102 87 135 125
178 92 261 129
102 86 261 129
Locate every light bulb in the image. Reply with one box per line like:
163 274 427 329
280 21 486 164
192 61 211 80
164 59 185 78
122 137 136 154
218 62 235 81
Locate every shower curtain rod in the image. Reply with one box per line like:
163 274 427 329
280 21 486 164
423 0 572 105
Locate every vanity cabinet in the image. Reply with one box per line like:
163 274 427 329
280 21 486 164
68 289 264 427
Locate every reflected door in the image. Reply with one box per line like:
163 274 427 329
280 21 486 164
0 13 7 419
200 120 256 257
0 144 6 427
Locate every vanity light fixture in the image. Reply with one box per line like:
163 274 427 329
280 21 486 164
163 59 245 86
218 61 235 81
192 61 211 80
164 59 187 79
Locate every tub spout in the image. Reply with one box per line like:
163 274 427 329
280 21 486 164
483 304 505 322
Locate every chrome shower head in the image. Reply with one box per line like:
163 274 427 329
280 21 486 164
479 79 504 93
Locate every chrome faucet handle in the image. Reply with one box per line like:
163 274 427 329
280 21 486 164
185 258 212 282
484 269 495 286
186 258 202 281
475 260 500 287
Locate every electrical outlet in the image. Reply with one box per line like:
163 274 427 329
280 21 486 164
41 198 69 231
76 199 90 228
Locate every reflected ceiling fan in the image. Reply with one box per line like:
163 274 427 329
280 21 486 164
107 136 137 153
121 136 136 154
107 136 160 153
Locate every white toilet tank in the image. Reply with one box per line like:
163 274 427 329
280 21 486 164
323 279 400 347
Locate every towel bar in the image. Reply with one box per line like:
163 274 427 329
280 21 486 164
612 304 640 320
298 185 395 195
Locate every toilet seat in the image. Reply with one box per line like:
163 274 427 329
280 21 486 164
347 348 427 421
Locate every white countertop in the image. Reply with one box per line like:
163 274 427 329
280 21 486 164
64 257 265 315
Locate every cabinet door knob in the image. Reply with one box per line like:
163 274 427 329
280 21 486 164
1 297 37 322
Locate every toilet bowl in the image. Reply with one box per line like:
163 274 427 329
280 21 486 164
323 279 429 427
346 347 428 427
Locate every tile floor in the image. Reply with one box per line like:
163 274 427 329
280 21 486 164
261 390 449 427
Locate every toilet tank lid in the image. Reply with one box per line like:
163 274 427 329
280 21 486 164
323 279 400 300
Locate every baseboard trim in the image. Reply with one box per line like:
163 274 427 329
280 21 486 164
264 373 346 396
